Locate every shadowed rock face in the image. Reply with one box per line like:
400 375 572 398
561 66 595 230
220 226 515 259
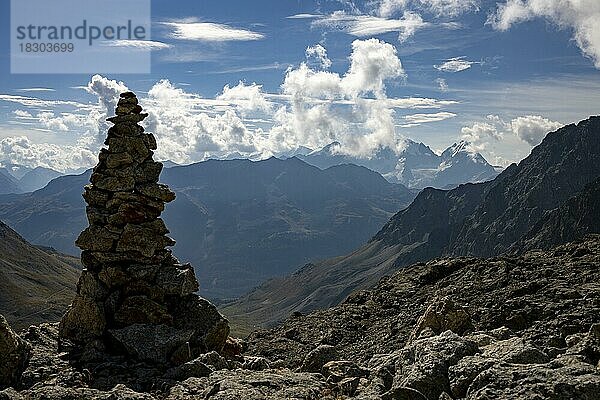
59 92 229 366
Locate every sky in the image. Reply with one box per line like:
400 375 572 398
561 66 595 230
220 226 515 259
1 0 600 172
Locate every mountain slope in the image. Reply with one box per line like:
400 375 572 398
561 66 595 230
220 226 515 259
18 166 62 192
0 158 415 301
298 139 498 189
0 171 21 194
225 116 600 328
0 220 79 330
513 176 600 252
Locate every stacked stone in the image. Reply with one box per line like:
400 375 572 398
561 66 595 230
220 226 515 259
59 92 229 366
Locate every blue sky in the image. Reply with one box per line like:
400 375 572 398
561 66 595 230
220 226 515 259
1 0 600 171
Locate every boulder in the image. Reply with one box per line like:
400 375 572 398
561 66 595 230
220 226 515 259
0 316 31 389
299 344 339 372
109 324 194 364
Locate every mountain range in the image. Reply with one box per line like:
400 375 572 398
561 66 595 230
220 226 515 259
297 139 500 189
0 163 62 194
0 220 79 330
223 116 600 328
0 157 415 302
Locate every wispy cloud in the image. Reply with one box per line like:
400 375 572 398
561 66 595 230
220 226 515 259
286 13 323 19
402 111 456 125
312 11 427 42
162 20 265 42
102 40 171 50
434 56 478 72
16 88 56 92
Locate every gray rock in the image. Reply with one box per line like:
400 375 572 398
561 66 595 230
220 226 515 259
322 360 370 383
300 344 339 372
109 324 194 364
0 315 31 389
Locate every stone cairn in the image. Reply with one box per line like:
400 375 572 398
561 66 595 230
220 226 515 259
59 92 229 366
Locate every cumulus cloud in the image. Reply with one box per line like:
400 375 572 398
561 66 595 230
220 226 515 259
435 56 477 72
489 0 600 68
509 114 563 145
216 81 272 113
0 136 96 172
313 11 427 42
305 44 332 69
0 41 459 169
162 21 264 42
458 114 563 159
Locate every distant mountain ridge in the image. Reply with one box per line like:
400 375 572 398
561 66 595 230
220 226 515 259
0 157 416 302
0 162 62 193
298 139 499 189
224 115 600 327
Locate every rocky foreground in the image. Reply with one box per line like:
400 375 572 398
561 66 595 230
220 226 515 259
0 236 598 399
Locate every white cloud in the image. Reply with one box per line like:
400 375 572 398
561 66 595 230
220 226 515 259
286 13 323 19
435 56 477 72
0 94 85 109
313 11 427 42
162 21 264 42
16 88 55 92
0 136 96 172
457 114 563 164
0 41 458 169
102 40 171 50
216 81 272 113
378 0 479 18
436 77 449 91
13 110 33 118
306 44 332 69
509 114 563 145
403 111 456 124
461 120 501 151
489 0 600 68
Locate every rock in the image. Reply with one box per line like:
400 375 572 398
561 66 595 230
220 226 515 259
107 137 151 162
0 315 31 389
59 92 230 370
116 104 143 115
134 161 162 184
410 297 473 340
75 226 119 252
59 296 106 341
221 337 246 359
136 183 176 202
165 369 328 400
107 113 148 124
109 324 194 364
381 386 428 400
116 223 174 257
321 360 370 383
339 376 360 396
392 331 479 400
194 351 229 371
299 344 338 372
108 122 143 138
481 337 549 364
114 296 172 326
242 356 271 371
106 152 133 169
156 266 199 296
171 296 230 355
167 359 213 380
